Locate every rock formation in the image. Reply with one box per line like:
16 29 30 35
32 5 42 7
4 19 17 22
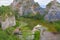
0 6 16 30
1 16 16 30
11 0 41 16
41 31 60 40
32 25 60 40
45 0 60 21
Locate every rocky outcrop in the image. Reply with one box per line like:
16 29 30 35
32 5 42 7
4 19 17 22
11 0 41 16
41 31 60 40
31 2 41 14
1 16 16 30
32 25 60 40
45 0 60 21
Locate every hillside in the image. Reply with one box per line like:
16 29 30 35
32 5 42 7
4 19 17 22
0 0 60 40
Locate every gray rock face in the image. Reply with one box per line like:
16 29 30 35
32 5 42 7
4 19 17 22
32 25 60 40
45 0 60 21
11 0 41 16
0 16 2 23
31 2 43 15
1 16 16 30
41 31 60 40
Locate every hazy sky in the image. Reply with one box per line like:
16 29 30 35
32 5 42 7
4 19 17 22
0 0 60 8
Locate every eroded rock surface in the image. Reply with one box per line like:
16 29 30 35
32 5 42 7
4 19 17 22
11 0 41 16
1 16 16 30
41 31 60 40
45 0 60 21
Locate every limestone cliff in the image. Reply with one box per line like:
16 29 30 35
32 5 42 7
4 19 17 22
11 0 41 16
45 0 60 21
0 6 16 30
1 16 16 30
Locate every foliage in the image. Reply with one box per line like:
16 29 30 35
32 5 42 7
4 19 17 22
0 29 19 40
52 21 60 32
0 6 14 21
21 12 60 32
0 5 60 40
33 2 40 7
34 30 40 40
23 12 44 20
46 1 52 9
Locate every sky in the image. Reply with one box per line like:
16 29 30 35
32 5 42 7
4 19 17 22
0 0 60 8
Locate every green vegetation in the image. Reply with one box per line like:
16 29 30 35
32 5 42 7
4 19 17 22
0 28 19 40
0 6 60 40
0 6 14 21
34 30 40 40
15 17 58 32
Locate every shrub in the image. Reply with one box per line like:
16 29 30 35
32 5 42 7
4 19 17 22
34 30 40 40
